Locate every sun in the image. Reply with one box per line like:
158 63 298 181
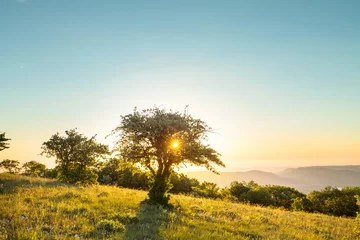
171 140 179 149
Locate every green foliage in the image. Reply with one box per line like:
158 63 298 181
41 129 109 184
0 132 10 151
97 158 200 196
43 167 59 179
193 181 221 199
97 158 148 189
169 173 199 194
227 181 273 206
265 185 306 209
228 181 251 201
308 186 360 217
227 181 311 209
291 196 312 212
148 174 171 205
245 186 274 206
22 161 46 177
111 107 224 205
0 159 20 174
110 213 139 224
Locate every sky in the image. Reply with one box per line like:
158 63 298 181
1 0 359 171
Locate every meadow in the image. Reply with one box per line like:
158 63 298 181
0 173 357 240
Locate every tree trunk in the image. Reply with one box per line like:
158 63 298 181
148 172 171 205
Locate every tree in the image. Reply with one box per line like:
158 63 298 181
43 167 59 179
245 186 274 206
170 173 199 194
308 186 360 217
97 158 148 189
228 181 251 201
41 129 109 184
0 159 20 174
292 196 313 212
265 185 306 209
0 132 10 151
111 107 224 205
22 161 46 177
192 181 221 199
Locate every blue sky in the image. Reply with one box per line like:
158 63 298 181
1 0 359 170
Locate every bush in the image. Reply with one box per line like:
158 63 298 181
110 213 139 224
43 167 58 178
265 185 306 210
228 181 251 201
170 173 199 194
97 159 200 194
97 158 148 189
292 197 312 212
192 181 221 199
95 219 125 235
245 186 274 206
308 186 360 217
228 181 273 206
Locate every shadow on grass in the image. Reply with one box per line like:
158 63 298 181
123 201 172 240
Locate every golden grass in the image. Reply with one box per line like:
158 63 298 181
0 173 357 239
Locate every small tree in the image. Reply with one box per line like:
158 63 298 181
22 161 46 177
97 158 148 189
41 129 109 184
228 181 251 201
245 186 274 206
0 159 20 174
292 196 312 212
308 186 360 217
0 132 10 151
266 185 307 209
193 181 221 199
111 107 224 205
170 173 199 194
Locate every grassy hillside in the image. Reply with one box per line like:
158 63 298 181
0 173 357 239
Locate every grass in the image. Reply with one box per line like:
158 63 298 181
0 173 357 239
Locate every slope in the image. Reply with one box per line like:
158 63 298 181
0 173 356 239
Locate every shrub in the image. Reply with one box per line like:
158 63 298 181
170 173 199 194
97 158 148 189
192 181 221 199
292 197 312 212
265 185 307 210
308 186 360 217
95 219 125 235
245 186 274 206
228 181 251 201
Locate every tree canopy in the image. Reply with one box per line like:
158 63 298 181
111 107 224 205
22 161 47 177
41 129 109 184
0 159 20 174
0 132 10 151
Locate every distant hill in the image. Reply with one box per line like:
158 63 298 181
184 165 360 193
